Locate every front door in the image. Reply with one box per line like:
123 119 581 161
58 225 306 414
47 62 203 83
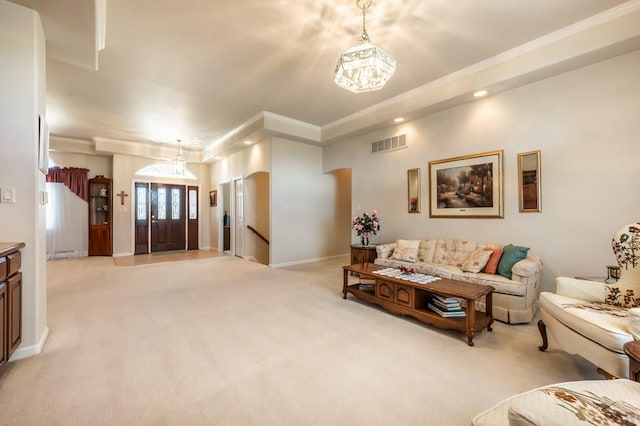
187 186 199 250
134 182 149 254
151 183 186 252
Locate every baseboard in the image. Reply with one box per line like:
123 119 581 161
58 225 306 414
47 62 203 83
10 326 50 361
113 252 133 258
270 253 349 268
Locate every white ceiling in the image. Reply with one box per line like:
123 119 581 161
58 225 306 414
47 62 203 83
9 0 639 155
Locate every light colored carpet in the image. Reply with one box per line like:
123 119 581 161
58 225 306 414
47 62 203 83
0 255 600 425
113 249 224 266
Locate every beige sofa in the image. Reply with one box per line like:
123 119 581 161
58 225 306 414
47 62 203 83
374 238 543 324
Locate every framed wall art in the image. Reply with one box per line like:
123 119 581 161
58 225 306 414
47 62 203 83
518 150 541 212
407 168 420 213
209 190 217 207
428 150 503 218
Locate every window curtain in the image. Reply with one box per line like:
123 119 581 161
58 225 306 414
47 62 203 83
46 167 89 201
45 167 89 259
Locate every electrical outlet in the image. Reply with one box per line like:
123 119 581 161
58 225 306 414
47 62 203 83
1 187 16 203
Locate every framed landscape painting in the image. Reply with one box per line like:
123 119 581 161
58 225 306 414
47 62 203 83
428 150 503 218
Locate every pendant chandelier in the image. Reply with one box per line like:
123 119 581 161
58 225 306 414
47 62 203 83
334 0 396 93
173 139 185 176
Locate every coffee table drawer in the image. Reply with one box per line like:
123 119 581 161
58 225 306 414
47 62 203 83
376 280 413 307
377 280 394 301
394 284 413 307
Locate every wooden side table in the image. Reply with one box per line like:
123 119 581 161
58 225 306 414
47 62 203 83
624 340 640 382
350 244 377 265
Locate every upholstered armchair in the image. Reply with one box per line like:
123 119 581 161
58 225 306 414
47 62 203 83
538 221 640 379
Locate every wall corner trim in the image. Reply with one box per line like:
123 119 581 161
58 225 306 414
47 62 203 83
10 327 50 362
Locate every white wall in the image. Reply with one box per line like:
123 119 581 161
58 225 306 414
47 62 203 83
324 49 640 293
0 1 48 358
49 151 112 179
270 137 343 266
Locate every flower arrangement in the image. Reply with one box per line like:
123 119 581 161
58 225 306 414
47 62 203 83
399 265 416 275
352 210 381 246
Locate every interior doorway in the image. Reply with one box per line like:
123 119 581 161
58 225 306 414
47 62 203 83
220 182 231 253
233 178 243 258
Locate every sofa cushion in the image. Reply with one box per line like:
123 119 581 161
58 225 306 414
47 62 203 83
453 271 527 297
433 239 477 267
497 244 529 279
540 292 632 353
390 239 419 263
376 243 397 260
417 239 437 263
461 249 493 273
480 246 503 274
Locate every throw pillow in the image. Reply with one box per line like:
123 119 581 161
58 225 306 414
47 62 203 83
605 285 640 308
376 243 396 260
396 239 419 248
482 247 504 274
391 247 418 262
390 239 419 263
497 244 530 279
417 239 436 263
461 249 493 273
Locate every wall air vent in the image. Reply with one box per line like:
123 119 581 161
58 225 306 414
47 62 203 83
371 133 407 154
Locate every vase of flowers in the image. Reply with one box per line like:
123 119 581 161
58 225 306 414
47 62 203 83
352 210 381 246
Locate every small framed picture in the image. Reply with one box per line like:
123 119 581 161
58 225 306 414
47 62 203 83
518 150 542 213
209 190 217 207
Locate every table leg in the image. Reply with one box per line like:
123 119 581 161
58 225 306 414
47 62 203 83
342 269 348 299
465 298 476 346
486 292 494 332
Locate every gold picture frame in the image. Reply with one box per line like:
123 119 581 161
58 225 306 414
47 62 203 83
429 150 503 218
407 168 420 213
518 150 542 213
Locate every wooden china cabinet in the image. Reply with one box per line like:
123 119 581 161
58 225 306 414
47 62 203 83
88 176 112 256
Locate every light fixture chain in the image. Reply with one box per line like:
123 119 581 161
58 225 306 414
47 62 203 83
358 0 372 42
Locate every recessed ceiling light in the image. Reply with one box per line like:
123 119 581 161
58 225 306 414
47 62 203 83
473 90 488 98
394 117 405 123
243 140 252 145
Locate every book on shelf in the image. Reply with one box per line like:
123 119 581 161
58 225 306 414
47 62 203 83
358 284 375 291
431 298 461 311
359 277 376 285
427 303 466 318
432 294 460 305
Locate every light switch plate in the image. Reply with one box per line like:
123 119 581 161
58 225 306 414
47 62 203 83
1 187 16 203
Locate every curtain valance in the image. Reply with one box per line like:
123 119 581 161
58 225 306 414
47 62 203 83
46 167 90 202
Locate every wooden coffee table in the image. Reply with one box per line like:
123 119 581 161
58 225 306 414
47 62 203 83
624 340 640 382
343 263 494 346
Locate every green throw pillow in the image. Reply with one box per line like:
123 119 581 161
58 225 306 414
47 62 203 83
497 244 530 279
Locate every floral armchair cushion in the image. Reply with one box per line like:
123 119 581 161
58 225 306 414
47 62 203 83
605 285 640 308
606 221 640 308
